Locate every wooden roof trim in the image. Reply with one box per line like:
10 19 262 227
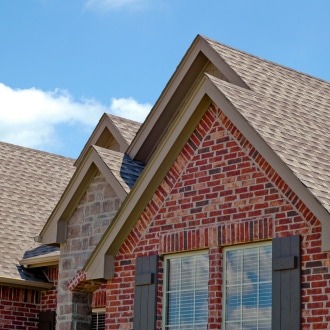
19 253 59 268
39 146 127 246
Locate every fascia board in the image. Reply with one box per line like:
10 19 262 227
127 35 207 160
85 77 212 280
127 36 248 162
204 76 330 251
40 147 127 245
0 277 53 290
19 253 59 268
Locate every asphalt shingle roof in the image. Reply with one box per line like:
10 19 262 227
107 114 141 145
0 142 75 279
205 37 330 213
93 145 145 193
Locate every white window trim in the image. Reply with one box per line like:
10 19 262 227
222 241 272 330
162 250 209 330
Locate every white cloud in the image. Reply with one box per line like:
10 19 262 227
0 83 151 151
110 97 151 123
84 0 149 12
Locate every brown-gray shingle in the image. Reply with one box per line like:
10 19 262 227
0 142 75 279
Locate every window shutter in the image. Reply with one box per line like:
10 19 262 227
272 235 301 330
38 310 56 330
133 255 158 330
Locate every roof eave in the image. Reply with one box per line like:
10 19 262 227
19 253 60 269
0 277 53 290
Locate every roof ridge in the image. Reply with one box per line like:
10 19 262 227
0 140 75 161
202 35 330 86
107 113 142 125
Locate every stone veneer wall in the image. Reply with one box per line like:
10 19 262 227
56 172 121 329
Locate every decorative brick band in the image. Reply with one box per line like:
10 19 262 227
160 217 273 254
68 270 104 293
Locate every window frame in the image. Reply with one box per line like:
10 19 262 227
162 250 209 330
222 241 272 330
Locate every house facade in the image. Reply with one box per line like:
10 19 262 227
2 35 330 329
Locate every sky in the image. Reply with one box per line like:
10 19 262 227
0 0 329 158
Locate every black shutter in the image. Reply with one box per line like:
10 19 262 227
38 310 56 330
272 235 301 330
133 255 158 330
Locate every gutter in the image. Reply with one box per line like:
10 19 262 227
0 277 53 290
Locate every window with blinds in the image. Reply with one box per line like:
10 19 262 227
91 310 105 330
163 252 209 329
223 243 272 330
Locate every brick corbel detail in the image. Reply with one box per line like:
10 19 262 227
160 217 273 254
68 270 104 293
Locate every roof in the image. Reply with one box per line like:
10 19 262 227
106 114 141 146
85 35 330 278
75 113 141 167
93 146 145 193
0 142 75 281
202 37 330 214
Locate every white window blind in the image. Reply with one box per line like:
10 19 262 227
91 310 105 330
224 243 272 330
164 252 209 329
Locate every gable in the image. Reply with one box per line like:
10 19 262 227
98 103 318 329
118 103 319 257
40 146 144 246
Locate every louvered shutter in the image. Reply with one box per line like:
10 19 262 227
38 310 56 330
133 255 158 330
272 235 301 329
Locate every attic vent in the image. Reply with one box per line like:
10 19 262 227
204 62 229 82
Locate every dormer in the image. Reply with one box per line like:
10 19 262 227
75 113 141 167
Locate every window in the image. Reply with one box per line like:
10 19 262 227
163 252 209 329
223 243 272 330
91 309 105 330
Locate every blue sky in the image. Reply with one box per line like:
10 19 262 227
1 0 329 158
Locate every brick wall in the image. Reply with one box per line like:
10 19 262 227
105 104 330 329
0 285 40 330
57 171 121 329
40 266 58 312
